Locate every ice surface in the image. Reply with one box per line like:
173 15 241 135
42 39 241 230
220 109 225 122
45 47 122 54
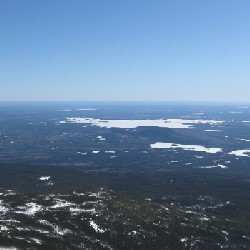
204 130 221 132
229 150 250 157
150 142 222 154
218 164 228 169
61 117 223 129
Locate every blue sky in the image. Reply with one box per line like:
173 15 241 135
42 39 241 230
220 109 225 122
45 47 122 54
1 0 250 101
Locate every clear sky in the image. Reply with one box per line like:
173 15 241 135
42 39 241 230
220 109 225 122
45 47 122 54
1 0 250 101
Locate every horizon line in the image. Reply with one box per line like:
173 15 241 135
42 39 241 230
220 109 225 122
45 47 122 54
1 100 250 103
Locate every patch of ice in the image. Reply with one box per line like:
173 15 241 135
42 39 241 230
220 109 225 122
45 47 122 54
150 142 222 154
105 150 115 154
229 150 250 157
218 164 228 169
77 152 87 155
195 155 204 159
200 166 218 169
61 117 224 129
90 220 105 233
204 130 221 132
240 139 250 142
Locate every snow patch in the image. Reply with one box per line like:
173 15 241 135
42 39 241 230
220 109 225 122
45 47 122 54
31 238 43 245
39 176 50 181
0 200 9 214
150 142 222 154
16 203 43 216
200 166 218 169
90 220 105 233
50 200 75 209
97 136 106 141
